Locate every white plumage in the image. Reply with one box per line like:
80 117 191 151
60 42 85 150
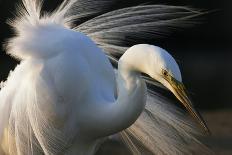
0 0 211 155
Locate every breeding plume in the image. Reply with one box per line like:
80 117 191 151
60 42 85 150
0 0 210 154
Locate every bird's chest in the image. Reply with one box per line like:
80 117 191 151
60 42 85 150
41 53 115 131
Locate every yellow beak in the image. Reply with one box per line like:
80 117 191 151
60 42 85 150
165 76 210 134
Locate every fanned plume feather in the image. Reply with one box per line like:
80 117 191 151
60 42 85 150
75 5 201 57
120 94 211 154
1 0 211 155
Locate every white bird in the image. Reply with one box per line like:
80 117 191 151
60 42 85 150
0 0 211 155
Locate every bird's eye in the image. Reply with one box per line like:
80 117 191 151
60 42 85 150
162 69 168 76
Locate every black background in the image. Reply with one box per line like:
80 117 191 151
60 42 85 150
0 0 231 110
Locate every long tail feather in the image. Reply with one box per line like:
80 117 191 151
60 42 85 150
52 0 118 26
75 5 201 57
120 93 212 155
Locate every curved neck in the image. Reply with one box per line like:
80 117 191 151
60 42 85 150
80 61 147 138
113 62 147 128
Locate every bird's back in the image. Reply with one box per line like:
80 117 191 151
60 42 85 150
0 23 116 154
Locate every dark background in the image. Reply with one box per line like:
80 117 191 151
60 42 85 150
0 0 231 110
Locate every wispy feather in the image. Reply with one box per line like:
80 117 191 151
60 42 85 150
0 0 211 155
75 5 201 56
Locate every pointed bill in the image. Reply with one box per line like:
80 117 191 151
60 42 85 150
163 74 210 134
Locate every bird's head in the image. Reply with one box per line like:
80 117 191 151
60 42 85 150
123 44 210 134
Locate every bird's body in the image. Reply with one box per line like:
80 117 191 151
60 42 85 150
0 0 211 155
0 24 146 154
1 25 117 154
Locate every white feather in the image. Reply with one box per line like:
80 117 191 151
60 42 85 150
1 0 211 155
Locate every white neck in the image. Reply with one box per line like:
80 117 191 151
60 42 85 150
79 59 147 138
112 61 147 131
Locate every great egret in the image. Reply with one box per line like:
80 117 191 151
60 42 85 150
0 0 211 154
